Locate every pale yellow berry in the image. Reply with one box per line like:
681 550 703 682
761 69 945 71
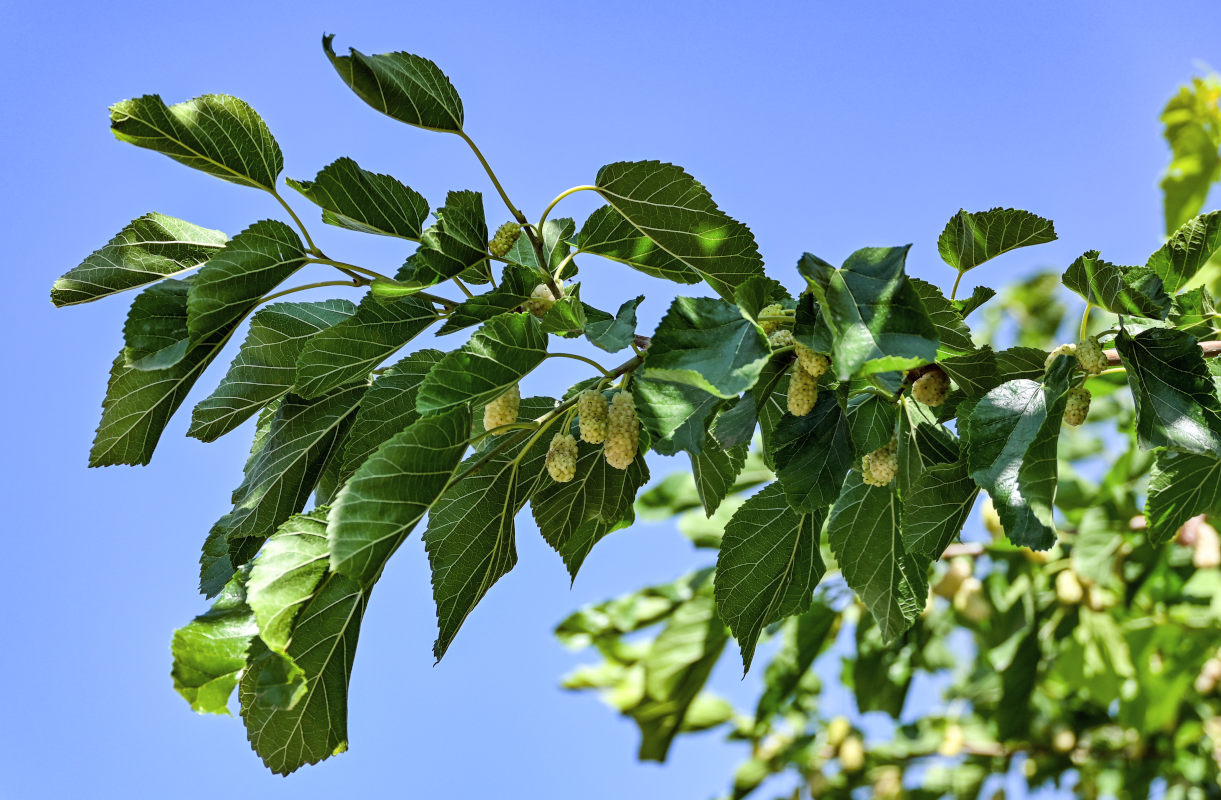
1076 336 1107 375
1194 521 1221 569
524 282 562 317
1052 727 1077 754
939 724 965 757
759 303 785 335
604 391 639 470
1045 343 1077 370
483 384 520 432
488 221 522 258
767 329 795 349
953 577 991 622
838 734 865 773
577 390 609 444
981 496 1004 538
826 716 851 748
545 433 578 482
862 439 897 486
911 366 950 407
787 363 819 416
933 557 972 600
1055 569 1084 605
794 342 830 378
1064 386 1091 426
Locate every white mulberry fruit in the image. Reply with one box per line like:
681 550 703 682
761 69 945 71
1063 386 1091 426
911 366 950 407
524 282 561 318
577 389 608 444
1076 336 1107 375
1045 343 1077 370
787 363 819 416
604 390 640 470
488 221 522 258
794 342 830 378
483 384 520 432
759 303 785 335
768 329 795 349
545 432 578 482
862 439 897 487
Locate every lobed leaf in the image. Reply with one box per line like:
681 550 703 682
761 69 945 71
584 295 644 353
1145 450 1221 544
1062 250 1171 319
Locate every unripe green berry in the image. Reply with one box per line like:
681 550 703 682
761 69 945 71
524 282 561 318
488 221 522 259
604 391 640 470
787 363 819 416
768 329 795 349
1076 336 1106 375
577 389 609 444
545 432 578 482
759 303 785 335
911 366 950 407
862 439 898 486
794 342 830 379
1045 343 1077 370
483 384 520 432
1064 386 1091 426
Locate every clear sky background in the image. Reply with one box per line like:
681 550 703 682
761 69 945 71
3 2 1218 798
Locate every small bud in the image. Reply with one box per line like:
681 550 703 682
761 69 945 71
1194 521 1221 569
826 716 851 748
577 389 609 444
911 365 950 407
483 384 520 432
488 221 522 258
837 734 865 773
545 433 578 482
939 724 964 757
1052 727 1076 754
953 577 991 622
981 496 1004 538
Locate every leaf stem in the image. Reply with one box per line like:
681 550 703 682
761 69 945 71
1080 302 1093 341
259 279 365 304
950 270 965 301
453 277 475 299
551 251 578 286
458 130 527 224
538 185 598 231
467 421 539 447
547 352 612 376
272 189 319 254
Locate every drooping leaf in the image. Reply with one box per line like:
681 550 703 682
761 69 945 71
171 569 256 715
51 213 227 307
417 313 548 414
643 296 771 399
714 482 825 671
1146 210 1221 295
593 161 764 300
401 190 489 289
584 295 644 353
576 204 702 285
901 458 979 559
823 246 939 379
239 572 368 775
936 208 1057 272
963 356 1074 550
189 300 356 442
689 434 748 517
287 157 429 240
323 35 463 133
186 220 308 345
122 277 191 370
109 94 283 191
340 348 444 478
1145 450 1221 544
293 293 436 399
732 275 790 324
633 377 722 456
530 421 651 579
246 510 330 653
771 391 853 513
1062 250 1171 319
826 473 922 643
329 405 471 585
1116 327 1221 456
954 285 996 318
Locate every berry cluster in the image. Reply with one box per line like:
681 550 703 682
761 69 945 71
911 365 950 407
1063 385 1091 426
1076 335 1107 374
758 302 785 335
785 342 831 417
545 433 578 482
483 384 520 432
862 438 898 486
524 282 561 318
577 389 608 444
488 221 522 258
604 391 640 470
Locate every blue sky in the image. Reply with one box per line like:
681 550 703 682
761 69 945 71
4 2 1218 798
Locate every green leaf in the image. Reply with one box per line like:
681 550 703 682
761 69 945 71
909 277 976 356
826 473 922 643
593 161 764 300
437 264 537 335
1062 250 1171 319
212 385 365 577
171 569 256 715
939 346 1002 399
576 205 702 285
425 419 551 660
643 297 770 398
901 458 979 559
329 406 471 585
531 420 650 579
963 357 1074 549
1171 287 1221 341
539 282 587 336
714 482 825 671
995 345 1050 381
895 398 959 501
846 393 898 458
340 349 444 478
585 295 643 353
824 246 939 379
754 602 838 721
633 377 721 456
503 217 576 277
1116 327 1221 456
1146 450 1221 544
690 434 749 517
936 208 1057 272
240 572 368 775
402 190 489 289
323 35 463 133
954 285 996 317
50 213 227 307
122 278 191 370
771 391 853 513
1147 211 1221 295
416 313 547 415
1160 77 1221 234
189 300 356 442
187 220 308 345
110 94 283 191
246 510 330 653
286 157 429 240
293 293 435 399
